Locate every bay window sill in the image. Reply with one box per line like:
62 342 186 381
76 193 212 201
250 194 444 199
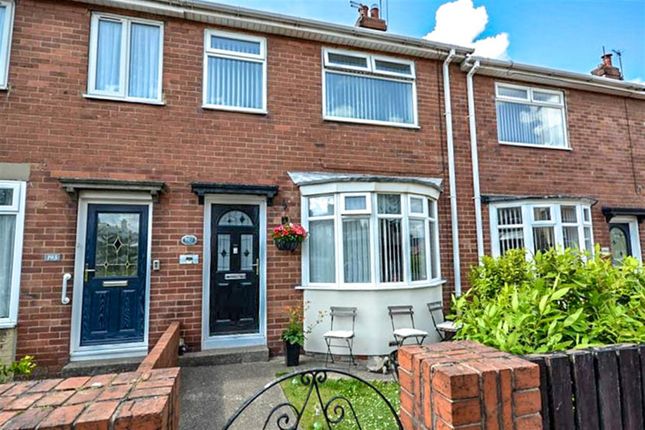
295 278 446 291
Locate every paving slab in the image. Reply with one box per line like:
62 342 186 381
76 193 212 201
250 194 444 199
179 355 394 429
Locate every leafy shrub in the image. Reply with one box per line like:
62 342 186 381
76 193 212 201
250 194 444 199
0 356 36 383
452 247 645 354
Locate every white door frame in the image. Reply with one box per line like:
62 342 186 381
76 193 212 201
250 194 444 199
202 194 267 350
609 216 642 262
70 191 153 361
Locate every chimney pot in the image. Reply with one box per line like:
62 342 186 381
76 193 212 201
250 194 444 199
359 4 369 17
601 53 613 67
370 4 380 19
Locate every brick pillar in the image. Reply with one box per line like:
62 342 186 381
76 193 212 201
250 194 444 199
399 340 542 430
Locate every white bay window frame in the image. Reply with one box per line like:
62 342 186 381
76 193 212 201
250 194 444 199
322 48 418 128
86 13 164 104
301 183 441 290
490 200 593 257
0 181 26 328
0 0 15 90
202 29 267 114
495 82 569 150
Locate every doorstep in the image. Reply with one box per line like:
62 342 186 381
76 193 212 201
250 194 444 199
61 356 143 377
179 345 269 367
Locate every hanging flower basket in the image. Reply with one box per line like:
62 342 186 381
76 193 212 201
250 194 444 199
272 222 307 252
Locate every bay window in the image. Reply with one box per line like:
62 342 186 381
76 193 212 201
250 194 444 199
87 13 164 103
0 181 26 327
203 30 267 113
491 201 593 257
495 83 568 148
303 191 440 288
0 0 15 89
323 49 417 127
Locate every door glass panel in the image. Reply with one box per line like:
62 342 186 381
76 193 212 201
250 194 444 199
240 234 253 271
95 213 139 277
218 210 253 226
610 226 630 264
217 234 231 271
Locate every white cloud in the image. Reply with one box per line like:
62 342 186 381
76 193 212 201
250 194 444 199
424 0 509 60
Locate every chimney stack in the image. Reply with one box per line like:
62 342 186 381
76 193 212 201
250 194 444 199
356 3 387 31
591 53 623 80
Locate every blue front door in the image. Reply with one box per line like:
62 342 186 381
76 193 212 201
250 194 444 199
80 204 148 346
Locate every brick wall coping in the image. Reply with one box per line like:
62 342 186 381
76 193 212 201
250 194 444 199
0 367 179 429
398 340 542 430
138 322 181 373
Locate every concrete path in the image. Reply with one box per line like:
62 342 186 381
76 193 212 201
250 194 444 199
179 355 394 429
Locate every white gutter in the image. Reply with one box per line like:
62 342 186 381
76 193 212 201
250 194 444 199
466 60 484 262
442 49 462 297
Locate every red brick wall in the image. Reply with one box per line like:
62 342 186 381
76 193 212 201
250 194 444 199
0 0 459 372
137 322 180 373
472 74 645 257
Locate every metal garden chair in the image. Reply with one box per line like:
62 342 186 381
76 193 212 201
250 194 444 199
427 301 461 341
323 306 357 369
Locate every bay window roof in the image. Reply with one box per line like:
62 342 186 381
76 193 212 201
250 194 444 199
288 172 442 192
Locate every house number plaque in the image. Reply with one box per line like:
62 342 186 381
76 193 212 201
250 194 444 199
180 235 198 246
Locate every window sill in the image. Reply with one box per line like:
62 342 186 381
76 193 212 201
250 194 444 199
83 94 165 106
202 104 268 115
295 279 445 291
498 141 572 151
323 116 420 130
0 85 7 91
0 320 17 330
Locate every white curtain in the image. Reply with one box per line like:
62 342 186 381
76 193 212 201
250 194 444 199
0 215 16 319
206 57 262 108
496 102 565 147
343 218 370 283
95 19 123 93
409 219 427 281
309 220 335 283
379 218 403 283
128 23 160 100
211 35 260 55
325 72 414 124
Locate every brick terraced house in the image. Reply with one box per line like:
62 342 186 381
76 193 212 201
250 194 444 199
0 0 643 373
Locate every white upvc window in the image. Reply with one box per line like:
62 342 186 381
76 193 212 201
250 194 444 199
203 30 267 113
0 181 26 327
87 13 164 103
303 190 440 288
322 48 418 128
495 83 568 149
0 0 15 89
490 201 593 257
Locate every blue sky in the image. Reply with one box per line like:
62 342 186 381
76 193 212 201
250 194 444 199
208 0 645 82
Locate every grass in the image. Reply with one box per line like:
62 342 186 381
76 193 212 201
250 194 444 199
279 374 400 430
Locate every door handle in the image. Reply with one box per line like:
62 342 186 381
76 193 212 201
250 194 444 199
61 273 71 305
251 258 259 275
84 264 95 282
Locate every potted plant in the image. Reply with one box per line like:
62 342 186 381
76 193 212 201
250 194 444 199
272 222 307 252
281 304 326 367
282 306 305 366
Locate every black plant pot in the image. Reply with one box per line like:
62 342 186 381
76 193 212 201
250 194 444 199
284 341 301 366
274 239 300 252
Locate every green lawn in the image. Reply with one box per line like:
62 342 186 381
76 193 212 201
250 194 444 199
279 375 400 430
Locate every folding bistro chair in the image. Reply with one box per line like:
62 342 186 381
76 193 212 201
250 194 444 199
427 301 460 341
388 305 428 348
323 307 357 369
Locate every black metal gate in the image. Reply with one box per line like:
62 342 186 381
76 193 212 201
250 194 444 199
223 368 402 429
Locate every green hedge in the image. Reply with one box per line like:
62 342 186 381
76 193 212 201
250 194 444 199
452 248 645 354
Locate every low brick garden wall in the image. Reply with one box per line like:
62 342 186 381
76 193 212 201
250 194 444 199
399 340 542 430
0 322 181 430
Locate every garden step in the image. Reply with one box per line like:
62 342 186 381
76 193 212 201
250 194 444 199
61 356 142 377
179 346 269 367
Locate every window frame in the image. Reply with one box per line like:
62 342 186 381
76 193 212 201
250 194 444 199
340 192 371 215
0 0 15 90
0 180 26 328
495 82 569 150
86 12 165 104
490 200 594 258
322 48 419 129
301 186 442 290
202 29 267 114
